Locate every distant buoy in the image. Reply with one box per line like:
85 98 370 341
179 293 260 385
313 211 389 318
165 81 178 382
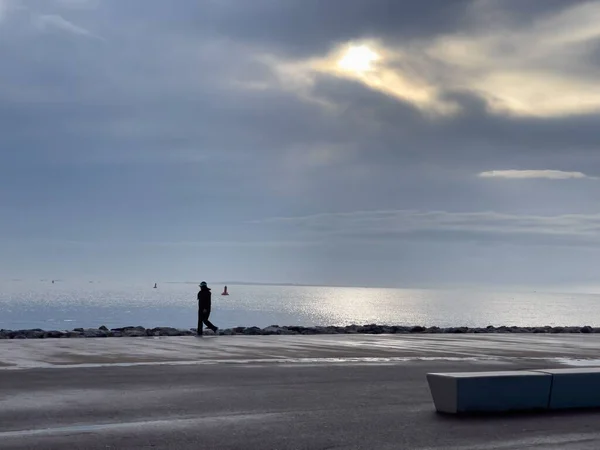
221 285 229 296
153 283 157 289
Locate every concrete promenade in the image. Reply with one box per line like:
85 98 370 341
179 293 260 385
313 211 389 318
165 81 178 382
2 334 600 449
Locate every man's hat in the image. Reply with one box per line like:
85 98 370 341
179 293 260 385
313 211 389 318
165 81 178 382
199 281 208 287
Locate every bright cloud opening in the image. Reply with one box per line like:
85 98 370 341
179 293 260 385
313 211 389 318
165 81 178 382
337 45 380 74
286 40 459 116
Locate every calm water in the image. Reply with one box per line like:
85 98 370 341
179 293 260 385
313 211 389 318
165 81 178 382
1 281 599 330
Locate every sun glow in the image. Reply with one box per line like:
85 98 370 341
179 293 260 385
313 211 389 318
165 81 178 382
337 45 380 73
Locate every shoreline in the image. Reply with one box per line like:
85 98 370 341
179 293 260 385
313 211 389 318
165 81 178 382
1 324 600 338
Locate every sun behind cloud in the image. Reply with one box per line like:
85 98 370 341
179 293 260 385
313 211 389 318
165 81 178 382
273 40 457 116
265 2 600 119
337 45 380 73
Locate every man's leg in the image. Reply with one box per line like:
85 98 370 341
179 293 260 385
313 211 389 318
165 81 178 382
197 309 204 335
202 310 218 332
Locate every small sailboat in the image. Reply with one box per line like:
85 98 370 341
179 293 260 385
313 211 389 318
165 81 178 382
153 283 158 289
221 285 229 296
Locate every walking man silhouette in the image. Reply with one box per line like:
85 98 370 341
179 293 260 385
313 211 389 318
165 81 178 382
197 281 218 336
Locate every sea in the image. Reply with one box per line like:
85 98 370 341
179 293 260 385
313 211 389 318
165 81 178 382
1 281 599 330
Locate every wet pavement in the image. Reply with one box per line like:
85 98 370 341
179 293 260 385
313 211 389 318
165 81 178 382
3 334 600 369
2 334 600 449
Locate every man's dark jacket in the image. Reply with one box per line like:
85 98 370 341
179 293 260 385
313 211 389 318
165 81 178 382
197 287 211 311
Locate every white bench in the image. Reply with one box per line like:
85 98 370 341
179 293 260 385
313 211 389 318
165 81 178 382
427 371 552 414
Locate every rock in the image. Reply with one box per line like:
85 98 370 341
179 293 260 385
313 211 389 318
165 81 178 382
25 330 44 338
280 327 299 335
83 328 107 338
66 331 84 338
243 326 262 335
451 327 469 334
122 328 147 337
313 326 330 334
299 327 317 335
44 330 64 338
4 323 600 338
110 326 146 337
5 329 41 339
151 327 183 336
390 326 409 334
262 326 284 335
112 326 145 332
359 324 384 334
284 326 305 334
9 329 45 339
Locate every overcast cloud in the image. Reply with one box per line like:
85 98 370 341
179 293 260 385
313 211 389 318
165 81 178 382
1 0 600 287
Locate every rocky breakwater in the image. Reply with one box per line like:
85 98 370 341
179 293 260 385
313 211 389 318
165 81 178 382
0 324 599 339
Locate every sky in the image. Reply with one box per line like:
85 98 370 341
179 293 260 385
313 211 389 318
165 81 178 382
2 0 600 287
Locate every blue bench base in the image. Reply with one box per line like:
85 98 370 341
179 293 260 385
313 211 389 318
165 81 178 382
427 368 600 414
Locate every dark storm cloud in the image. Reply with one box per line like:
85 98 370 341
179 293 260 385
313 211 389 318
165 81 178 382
2 0 598 170
208 0 598 60
52 0 472 57
203 0 473 57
